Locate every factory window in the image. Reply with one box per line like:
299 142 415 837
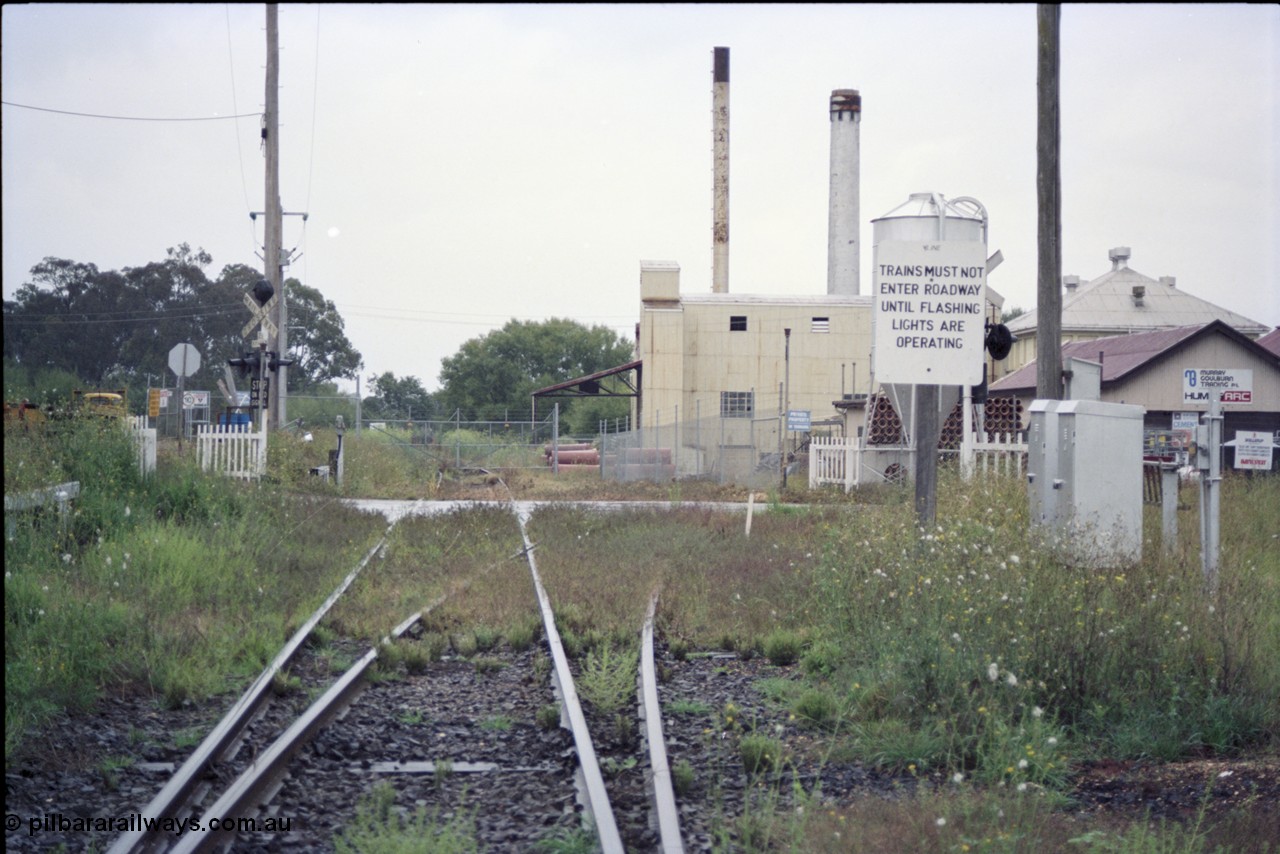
720 391 754 419
729 315 748 332
811 317 830 333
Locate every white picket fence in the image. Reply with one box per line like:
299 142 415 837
128 415 156 477
963 431 1027 479
810 431 1027 492
196 423 267 479
809 436 866 491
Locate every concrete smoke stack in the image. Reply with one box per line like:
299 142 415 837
712 47 730 293
827 89 861 295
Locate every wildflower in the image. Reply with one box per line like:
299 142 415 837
62 553 72 564
105 556 112 566
1005 672 1018 687
1018 759 1028 770
988 662 999 682
952 772 964 784
124 506 131 517
1047 737 1058 746
936 817 947 827
1010 555 1020 565
1017 782 1028 792
1032 706 1043 718
951 633 961 643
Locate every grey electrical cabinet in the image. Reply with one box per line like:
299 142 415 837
1027 399 1144 565
1026 399 1061 530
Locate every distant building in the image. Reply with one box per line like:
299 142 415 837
1001 247 1270 378
990 320 1280 465
636 260 872 436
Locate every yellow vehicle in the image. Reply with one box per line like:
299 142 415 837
71 388 128 420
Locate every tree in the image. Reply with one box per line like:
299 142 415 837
437 318 633 422
3 246 362 401
362 372 435 421
279 279 363 389
1001 306 1026 324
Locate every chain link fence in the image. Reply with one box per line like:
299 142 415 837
598 407 792 489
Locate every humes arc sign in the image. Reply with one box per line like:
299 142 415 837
872 240 988 386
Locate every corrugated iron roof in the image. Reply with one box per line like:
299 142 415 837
990 320 1278 393
1008 252 1268 336
1256 328 1280 356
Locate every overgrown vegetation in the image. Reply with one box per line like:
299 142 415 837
809 472 1279 783
7 409 1276 849
334 781 477 853
4 420 384 761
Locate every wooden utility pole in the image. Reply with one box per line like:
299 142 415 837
914 385 939 527
264 4 286 428
1036 4 1064 400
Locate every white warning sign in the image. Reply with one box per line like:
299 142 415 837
1232 431 1273 470
872 240 987 385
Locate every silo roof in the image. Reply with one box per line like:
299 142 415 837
871 192 984 222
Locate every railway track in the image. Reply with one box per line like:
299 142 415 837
106 499 691 853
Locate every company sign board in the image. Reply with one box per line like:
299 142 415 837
1232 430 1274 471
1182 368 1252 405
787 410 811 432
872 240 987 385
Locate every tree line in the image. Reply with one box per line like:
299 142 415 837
5 247 634 433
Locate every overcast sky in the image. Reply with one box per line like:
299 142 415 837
4 4 1277 392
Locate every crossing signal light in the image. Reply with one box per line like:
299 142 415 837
268 352 296 372
984 322 1016 361
227 351 263 378
252 279 274 306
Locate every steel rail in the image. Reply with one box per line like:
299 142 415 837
168 599 434 853
513 505 625 854
640 591 685 854
106 516 406 854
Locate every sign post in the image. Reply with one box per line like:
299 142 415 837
873 240 987 526
168 343 200 449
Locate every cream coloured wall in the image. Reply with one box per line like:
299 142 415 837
639 292 873 431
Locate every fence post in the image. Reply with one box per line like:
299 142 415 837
696 399 702 480
1161 464 1179 552
552 404 559 475
961 387 975 482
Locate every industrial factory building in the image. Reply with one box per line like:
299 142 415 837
544 46 1275 486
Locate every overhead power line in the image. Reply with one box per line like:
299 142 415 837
1 100 260 122
5 305 245 325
